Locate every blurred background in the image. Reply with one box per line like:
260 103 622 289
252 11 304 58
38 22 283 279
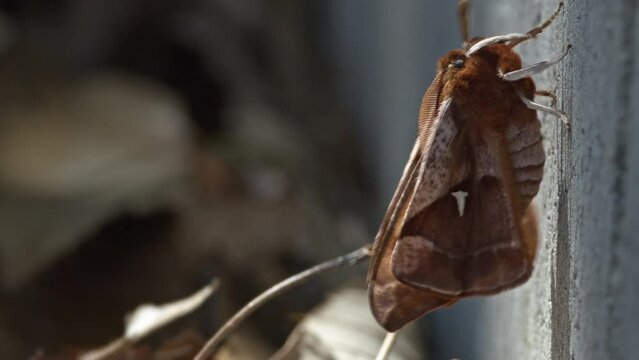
0 0 530 359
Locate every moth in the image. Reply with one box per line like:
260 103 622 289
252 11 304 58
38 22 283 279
367 0 570 332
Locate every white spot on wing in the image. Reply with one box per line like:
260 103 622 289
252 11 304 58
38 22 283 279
451 191 469 217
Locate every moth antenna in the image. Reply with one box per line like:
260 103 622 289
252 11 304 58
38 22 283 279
501 44 572 81
466 33 529 56
516 89 570 129
509 2 564 48
458 0 470 46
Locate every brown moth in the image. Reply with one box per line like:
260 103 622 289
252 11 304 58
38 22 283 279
367 0 570 332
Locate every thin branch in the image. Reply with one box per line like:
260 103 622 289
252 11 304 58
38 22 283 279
194 245 372 360
375 331 400 360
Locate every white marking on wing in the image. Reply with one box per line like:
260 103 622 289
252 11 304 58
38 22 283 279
451 190 469 217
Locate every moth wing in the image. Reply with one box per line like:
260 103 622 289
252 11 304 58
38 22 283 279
392 124 537 296
368 73 455 332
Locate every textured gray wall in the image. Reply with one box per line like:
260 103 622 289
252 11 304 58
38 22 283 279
325 0 639 359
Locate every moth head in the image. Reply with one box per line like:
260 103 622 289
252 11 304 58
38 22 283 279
464 35 529 76
438 38 523 98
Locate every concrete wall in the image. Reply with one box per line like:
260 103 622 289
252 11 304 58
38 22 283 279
325 0 639 359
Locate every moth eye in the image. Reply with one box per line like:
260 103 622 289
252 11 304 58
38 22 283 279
451 59 465 69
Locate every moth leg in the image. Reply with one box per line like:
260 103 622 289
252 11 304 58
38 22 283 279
458 0 470 45
517 89 570 129
510 2 564 48
535 90 558 107
501 45 571 81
